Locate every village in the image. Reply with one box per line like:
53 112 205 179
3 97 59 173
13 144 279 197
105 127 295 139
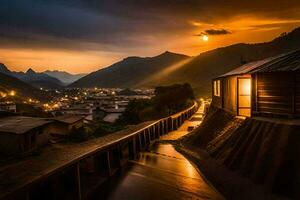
1 1 300 198
0 87 154 156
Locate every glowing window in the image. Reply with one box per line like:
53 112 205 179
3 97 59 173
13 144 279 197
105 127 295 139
238 79 251 95
214 80 221 97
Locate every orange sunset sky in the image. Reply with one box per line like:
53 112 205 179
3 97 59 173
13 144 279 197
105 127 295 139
1 1 300 73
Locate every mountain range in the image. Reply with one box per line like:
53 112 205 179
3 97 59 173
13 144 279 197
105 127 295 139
71 27 300 96
0 65 86 89
0 72 50 101
0 64 64 89
44 70 87 84
1 27 300 97
70 51 190 89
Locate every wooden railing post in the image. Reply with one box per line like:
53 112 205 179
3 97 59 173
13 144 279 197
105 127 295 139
76 163 82 200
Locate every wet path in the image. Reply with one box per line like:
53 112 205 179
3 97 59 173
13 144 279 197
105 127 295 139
99 104 223 200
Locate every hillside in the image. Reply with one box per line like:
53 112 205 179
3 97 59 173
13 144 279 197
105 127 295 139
69 51 190 88
44 70 87 84
0 72 50 101
155 27 300 95
0 65 64 89
70 27 300 96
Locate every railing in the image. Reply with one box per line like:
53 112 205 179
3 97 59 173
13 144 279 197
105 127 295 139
2 102 198 200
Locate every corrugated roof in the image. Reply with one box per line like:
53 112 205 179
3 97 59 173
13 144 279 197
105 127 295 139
0 116 53 134
218 50 300 77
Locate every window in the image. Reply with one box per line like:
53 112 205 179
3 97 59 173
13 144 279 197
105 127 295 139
214 80 221 97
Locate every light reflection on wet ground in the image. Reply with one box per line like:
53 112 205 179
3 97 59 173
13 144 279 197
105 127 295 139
160 105 204 141
101 143 223 200
98 104 223 200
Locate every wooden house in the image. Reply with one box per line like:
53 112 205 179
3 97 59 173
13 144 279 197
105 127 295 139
0 116 53 155
48 115 84 136
212 50 300 118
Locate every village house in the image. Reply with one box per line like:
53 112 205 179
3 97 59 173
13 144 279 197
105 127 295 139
93 107 125 123
48 115 84 136
212 50 300 118
0 116 53 155
0 102 16 113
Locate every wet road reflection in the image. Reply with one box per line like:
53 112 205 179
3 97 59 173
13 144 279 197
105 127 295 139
100 143 223 200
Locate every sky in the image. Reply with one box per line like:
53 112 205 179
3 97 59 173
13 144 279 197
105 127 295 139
0 0 300 73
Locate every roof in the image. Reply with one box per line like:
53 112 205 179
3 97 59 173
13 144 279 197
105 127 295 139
100 108 126 113
54 115 84 124
219 50 300 77
103 113 122 123
0 116 53 134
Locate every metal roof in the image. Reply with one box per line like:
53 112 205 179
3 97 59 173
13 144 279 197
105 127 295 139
0 116 53 134
218 50 300 77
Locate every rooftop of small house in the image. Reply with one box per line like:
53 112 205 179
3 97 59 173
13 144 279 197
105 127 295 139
99 107 126 113
53 115 85 124
219 49 300 78
0 116 52 134
103 113 122 123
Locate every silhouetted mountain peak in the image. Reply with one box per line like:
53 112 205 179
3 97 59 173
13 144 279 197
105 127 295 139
161 51 173 55
26 68 36 74
156 51 190 59
0 63 11 74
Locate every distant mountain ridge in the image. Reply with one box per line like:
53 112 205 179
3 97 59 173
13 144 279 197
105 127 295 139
70 27 300 96
44 70 87 84
70 51 191 88
0 71 50 101
0 64 64 89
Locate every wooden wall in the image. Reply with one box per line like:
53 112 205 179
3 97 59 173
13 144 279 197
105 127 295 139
213 72 300 118
222 76 238 115
211 79 223 109
255 72 295 116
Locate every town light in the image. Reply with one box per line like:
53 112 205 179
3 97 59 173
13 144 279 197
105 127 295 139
0 92 7 98
43 103 49 107
9 90 16 96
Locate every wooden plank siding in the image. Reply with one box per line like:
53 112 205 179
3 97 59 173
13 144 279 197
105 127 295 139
256 72 295 116
222 76 238 115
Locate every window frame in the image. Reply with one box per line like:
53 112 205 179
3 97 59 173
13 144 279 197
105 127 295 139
213 80 221 97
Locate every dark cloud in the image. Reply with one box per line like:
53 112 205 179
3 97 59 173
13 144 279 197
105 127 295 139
196 29 232 36
0 0 299 51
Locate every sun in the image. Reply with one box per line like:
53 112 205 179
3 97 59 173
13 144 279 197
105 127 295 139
202 35 209 42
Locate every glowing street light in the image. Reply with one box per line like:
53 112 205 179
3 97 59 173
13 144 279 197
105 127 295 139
9 90 16 96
